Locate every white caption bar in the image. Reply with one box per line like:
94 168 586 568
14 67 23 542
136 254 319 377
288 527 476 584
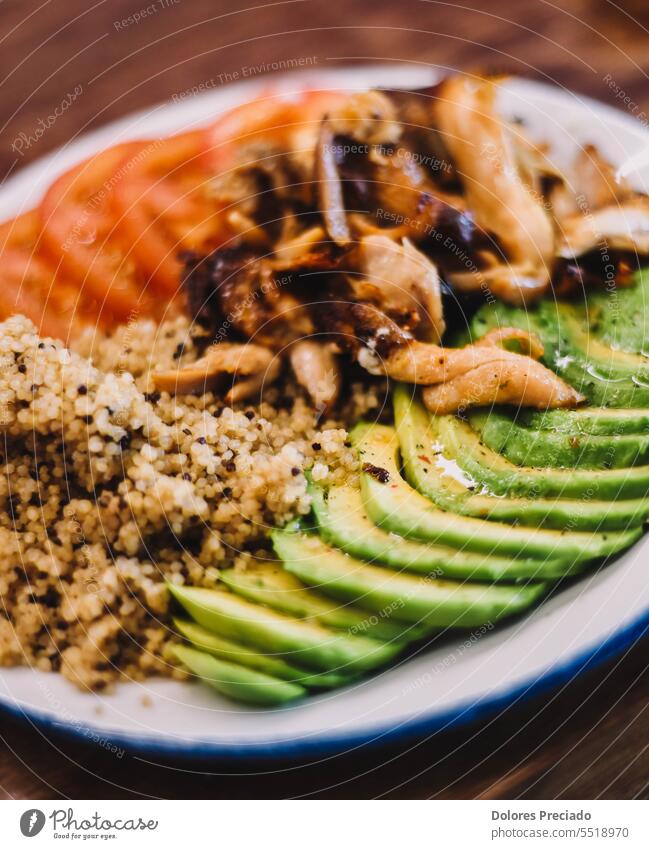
0 800 647 848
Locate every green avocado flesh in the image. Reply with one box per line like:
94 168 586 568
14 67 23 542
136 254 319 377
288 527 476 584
518 407 649 436
355 422 639 562
274 530 546 629
468 408 649 469
393 387 649 532
169 583 401 674
443 415 649 500
173 644 306 706
220 559 407 642
174 619 352 689
173 272 649 706
586 266 649 354
309 479 569 580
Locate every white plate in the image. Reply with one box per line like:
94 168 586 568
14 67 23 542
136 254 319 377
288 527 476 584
2 65 649 759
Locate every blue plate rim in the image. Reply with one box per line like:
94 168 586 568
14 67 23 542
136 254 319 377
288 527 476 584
2 606 647 761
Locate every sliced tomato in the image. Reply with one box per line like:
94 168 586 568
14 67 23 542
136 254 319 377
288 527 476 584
0 211 96 340
204 88 350 172
110 93 350 300
0 209 39 248
38 142 160 321
111 130 220 297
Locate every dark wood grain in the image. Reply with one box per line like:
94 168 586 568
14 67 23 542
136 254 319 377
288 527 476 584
1 0 649 800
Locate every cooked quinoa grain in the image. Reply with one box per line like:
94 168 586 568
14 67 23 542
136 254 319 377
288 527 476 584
0 315 385 690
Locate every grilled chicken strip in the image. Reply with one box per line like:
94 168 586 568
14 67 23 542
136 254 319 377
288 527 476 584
349 235 445 342
153 342 280 402
226 355 282 403
330 303 582 412
368 146 475 248
421 359 581 413
326 90 402 146
435 75 555 304
558 198 649 259
572 143 636 212
289 339 341 412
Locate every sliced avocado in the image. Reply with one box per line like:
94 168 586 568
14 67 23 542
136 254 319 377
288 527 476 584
309 480 570 581
220 560 408 642
519 406 649 436
355 423 641 562
168 583 401 674
394 387 649 532
468 407 649 469
174 618 353 689
469 300 649 407
270 531 430 641
441 414 649 501
276 530 546 629
587 267 649 354
173 644 306 706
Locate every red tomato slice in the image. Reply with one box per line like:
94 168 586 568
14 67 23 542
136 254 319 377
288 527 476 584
38 142 160 321
205 88 350 172
0 211 94 340
111 130 222 297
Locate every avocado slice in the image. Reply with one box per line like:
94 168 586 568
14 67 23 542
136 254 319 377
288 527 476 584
469 300 649 407
275 530 547 629
220 560 410 642
441 414 649 501
309 480 570 581
394 387 649 532
168 583 402 674
468 407 649 469
519 406 649 436
173 644 306 706
355 423 641 562
174 618 352 689
586 267 649 354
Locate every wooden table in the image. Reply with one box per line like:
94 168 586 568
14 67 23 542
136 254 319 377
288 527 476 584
1 0 649 799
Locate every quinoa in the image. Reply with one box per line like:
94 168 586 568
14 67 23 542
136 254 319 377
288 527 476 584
0 315 385 690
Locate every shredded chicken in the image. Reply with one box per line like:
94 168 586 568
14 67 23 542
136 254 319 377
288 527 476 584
435 75 555 304
271 226 332 270
559 198 649 258
326 90 402 146
368 146 474 246
289 339 341 412
226 355 282 403
349 235 445 342
572 143 635 212
510 130 564 197
421 358 582 413
328 303 582 412
316 120 351 246
180 73 649 413
153 342 279 402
